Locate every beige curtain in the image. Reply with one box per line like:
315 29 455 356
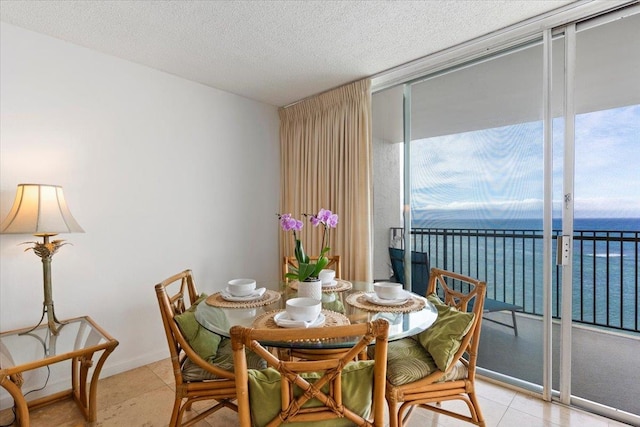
279 79 373 281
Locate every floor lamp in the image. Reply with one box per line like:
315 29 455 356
0 184 84 335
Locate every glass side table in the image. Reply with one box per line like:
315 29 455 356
0 316 118 426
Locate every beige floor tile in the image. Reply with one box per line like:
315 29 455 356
475 378 518 407
146 357 175 388
14 398 88 427
555 407 624 427
96 385 175 427
405 408 441 427
190 399 235 414
475 395 510 427
97 365 168 409
202 406 240 427
510 393 615 427
498 407 560 426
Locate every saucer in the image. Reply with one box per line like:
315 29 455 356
364 292 410 306
322 280 338 288
220 287 266 302
273 311 325 328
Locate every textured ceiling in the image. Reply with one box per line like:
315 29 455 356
0 0 575 107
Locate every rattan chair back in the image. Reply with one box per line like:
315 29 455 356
155 269 237 427
386 267 487 427
231 319 389 427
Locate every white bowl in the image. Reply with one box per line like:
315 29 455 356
227 278 257 296
373 282 405 300
286 297 322 322
318 269 336 284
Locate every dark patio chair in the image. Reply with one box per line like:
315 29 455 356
389 247 521 335
388 247 431 297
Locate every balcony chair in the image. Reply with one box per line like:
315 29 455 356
388 247 430 296
381 267 487 427
155 269 265 427
230 319 389 427
389 247 520 335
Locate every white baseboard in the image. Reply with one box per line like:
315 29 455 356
99 349 169 379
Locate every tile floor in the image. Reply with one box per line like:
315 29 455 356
0 357 633 427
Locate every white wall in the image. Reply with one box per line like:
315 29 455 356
372 88 403 281
0 23 280 405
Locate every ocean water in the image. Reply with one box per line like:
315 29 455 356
407 217 639 332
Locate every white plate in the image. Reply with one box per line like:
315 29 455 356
274 311 325 328
364 292 410 306
322 280 338 288
220 287 266 302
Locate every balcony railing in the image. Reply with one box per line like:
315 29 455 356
390 227 640 333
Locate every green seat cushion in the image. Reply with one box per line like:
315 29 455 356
247 360 375 427
182 338 267 382
376 337 467 386
321 294 345 314
416 293 475 372
174 293 222 362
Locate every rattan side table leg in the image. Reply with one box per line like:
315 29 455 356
0 374 29 427
71 343 117 422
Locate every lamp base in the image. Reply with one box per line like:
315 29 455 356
20 301 67 336
19 235 68 336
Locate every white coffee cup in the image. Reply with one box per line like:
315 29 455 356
318 269 336 285
227 278 256 296
286 297 322 322
373 282 405 300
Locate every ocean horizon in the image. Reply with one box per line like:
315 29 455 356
411 216 639 232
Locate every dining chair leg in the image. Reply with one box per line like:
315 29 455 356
469 392 486 426
387 397 399 427
169 398 181 426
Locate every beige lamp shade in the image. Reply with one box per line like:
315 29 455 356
0 184 84 236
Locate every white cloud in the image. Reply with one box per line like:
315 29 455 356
411 105 640 219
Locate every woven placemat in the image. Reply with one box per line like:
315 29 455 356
252 309 350 329
289 279 353 293
205 289 281 308
346 291 426 313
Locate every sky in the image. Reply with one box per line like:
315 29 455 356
571 105 640 217
411 104 640 221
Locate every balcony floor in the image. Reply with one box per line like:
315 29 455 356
477 311 640 418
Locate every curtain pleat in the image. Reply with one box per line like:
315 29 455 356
279 79 373 281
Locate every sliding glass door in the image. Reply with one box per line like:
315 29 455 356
372 4 640 423
565 11 640 415
406 40 548 387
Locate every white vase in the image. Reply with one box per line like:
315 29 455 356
298 278 322 301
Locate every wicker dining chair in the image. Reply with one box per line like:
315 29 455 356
155 270 241 427
383 268 487 427
283 255 341 282
230 318 389 427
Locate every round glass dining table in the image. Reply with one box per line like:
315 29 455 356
195 281 437 350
